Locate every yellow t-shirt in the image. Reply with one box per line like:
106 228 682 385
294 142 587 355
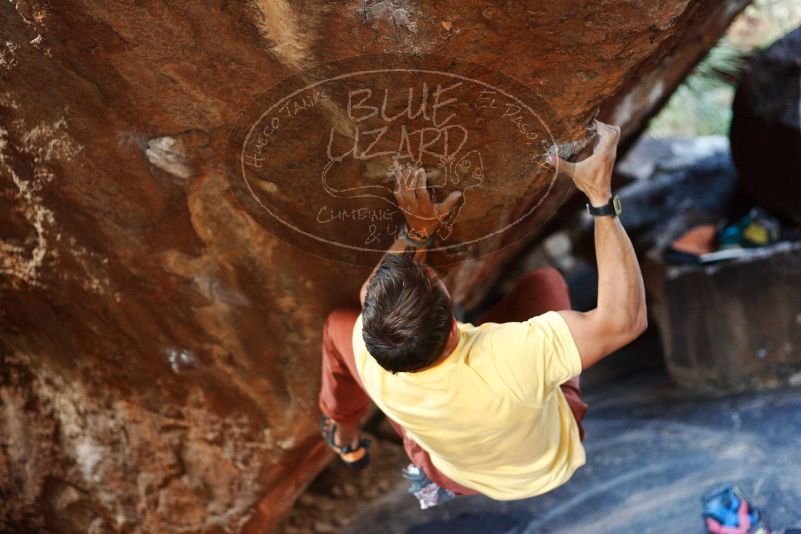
352 310 585 500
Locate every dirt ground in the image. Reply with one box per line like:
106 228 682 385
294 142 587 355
275 418 410 533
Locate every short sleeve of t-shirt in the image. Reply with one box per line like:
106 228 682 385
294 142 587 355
483 311 582 404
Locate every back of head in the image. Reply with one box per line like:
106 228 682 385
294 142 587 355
362 253 453 373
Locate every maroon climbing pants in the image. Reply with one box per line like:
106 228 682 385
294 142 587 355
318 267 588 496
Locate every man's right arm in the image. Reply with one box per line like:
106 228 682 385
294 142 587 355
360 163 461 307
549 121 647 370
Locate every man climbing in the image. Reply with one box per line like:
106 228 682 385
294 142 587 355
318 120 647 507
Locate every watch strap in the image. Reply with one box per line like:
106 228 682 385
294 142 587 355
586 195 621 217
399 224 432 248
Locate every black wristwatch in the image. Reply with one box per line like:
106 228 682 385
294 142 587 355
586 195 622 217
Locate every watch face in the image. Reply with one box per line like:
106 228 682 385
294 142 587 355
613 195 622 216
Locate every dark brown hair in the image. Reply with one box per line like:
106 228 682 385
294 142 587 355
362 252 453 373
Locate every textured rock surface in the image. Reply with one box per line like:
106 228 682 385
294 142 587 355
0 1 749 532
730 26 801 224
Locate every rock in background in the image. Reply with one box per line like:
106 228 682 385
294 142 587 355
0 1 750 532
589 135 740 257
614 138 801 393
730 25 801 224
649 240 801 393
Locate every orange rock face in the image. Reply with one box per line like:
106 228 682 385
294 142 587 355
0 1 748 531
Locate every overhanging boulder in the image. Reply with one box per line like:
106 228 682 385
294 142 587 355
0 1 750 531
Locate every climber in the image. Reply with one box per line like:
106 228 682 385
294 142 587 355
318 120 647 507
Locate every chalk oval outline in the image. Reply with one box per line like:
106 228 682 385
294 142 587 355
229 55 559 254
